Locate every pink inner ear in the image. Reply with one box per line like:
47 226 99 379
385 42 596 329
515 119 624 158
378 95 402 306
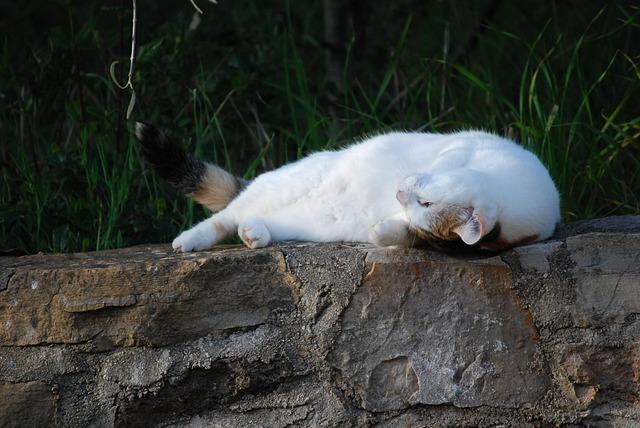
452 212 485 245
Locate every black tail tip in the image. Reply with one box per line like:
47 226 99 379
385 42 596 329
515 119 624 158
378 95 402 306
134 121 157 142
133 120 175 162
134 121 169 155
132 121 202 192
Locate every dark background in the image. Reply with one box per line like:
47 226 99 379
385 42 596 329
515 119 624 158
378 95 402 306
1 0 639 254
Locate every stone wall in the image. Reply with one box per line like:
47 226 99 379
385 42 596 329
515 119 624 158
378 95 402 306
1 216 639 427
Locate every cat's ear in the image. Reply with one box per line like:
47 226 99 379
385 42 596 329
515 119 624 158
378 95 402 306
452 203 497 245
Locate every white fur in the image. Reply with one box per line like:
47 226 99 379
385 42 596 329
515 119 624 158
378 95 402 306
171 131 560 252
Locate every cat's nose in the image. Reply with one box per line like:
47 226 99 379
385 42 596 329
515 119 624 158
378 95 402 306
396 189 407 204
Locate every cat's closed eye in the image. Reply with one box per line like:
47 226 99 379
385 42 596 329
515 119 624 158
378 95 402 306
419 200 433 207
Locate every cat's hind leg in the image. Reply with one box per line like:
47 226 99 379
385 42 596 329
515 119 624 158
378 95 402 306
172 212 235 252
238 218 271 249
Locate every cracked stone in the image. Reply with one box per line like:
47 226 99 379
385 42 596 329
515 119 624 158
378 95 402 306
329 251 549 411
0 216 639 426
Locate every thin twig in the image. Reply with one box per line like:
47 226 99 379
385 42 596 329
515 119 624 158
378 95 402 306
128 0 136 86
110 0 219 118
110 0 137 119
116 0 125 151
190 0 218 14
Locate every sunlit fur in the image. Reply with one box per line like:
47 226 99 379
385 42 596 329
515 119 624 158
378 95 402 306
190 163 242 212
164 129 560 252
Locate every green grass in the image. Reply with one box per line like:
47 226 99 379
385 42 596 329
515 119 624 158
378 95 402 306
1 1 639 253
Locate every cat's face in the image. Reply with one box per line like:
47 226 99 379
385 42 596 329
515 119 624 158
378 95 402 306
396 173 496 245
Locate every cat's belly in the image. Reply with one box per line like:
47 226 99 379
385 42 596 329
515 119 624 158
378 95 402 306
244 193 401 243
258 203 374 242
229 150 409 243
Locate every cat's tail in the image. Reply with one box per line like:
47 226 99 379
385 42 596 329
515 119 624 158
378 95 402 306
134 122 245 212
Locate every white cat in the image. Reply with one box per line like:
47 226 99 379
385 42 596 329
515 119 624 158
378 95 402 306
135 123 560 252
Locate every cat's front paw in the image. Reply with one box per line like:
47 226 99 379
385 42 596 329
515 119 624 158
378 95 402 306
369 218 411 247
239 219 271 249
172 224 216 252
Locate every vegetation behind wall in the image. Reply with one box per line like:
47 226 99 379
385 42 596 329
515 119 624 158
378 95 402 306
1 0 638 253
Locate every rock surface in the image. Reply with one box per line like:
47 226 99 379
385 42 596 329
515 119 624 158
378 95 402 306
1 215 639 427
